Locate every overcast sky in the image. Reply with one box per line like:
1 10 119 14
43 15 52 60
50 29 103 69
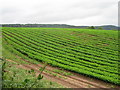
0 0 119 26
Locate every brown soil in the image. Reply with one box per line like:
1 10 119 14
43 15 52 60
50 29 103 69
70 32 76 35
77 34 85 36
103 44 109 46
96 44 109 47
88 34 98 37
6 58 120 88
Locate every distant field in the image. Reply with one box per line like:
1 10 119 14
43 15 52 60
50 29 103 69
2 27 119 85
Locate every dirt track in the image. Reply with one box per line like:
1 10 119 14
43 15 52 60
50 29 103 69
6 58 120 89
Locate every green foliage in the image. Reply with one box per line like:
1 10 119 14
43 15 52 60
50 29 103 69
98 27 103 30
24 79 30 83
28 69 34 74
2 27 119 85
37 74 43 80
88 26 95 29
2 59 63 88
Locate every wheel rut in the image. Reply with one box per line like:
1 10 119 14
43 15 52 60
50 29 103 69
5 57 119 88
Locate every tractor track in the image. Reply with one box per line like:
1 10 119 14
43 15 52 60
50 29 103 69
4 56 114 89
17 57 107 88
6 59 83 88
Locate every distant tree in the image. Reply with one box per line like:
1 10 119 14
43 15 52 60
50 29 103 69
91 26 95 29
88 26 95 29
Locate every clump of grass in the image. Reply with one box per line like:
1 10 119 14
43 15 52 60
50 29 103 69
53 69 73 76
52 73 57 77
2 58 63 88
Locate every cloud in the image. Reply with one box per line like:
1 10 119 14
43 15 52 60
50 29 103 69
0 0 118 26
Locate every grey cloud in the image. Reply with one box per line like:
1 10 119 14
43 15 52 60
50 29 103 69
1 8 18 14
70 0 117 9
0 0 118 26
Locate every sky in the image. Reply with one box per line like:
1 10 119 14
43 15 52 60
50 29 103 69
0 0 119 26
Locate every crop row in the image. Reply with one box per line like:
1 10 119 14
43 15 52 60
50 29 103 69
3 32 119 76
3 35 119 85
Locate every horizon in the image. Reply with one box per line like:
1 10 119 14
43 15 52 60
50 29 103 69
0 23 118 27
